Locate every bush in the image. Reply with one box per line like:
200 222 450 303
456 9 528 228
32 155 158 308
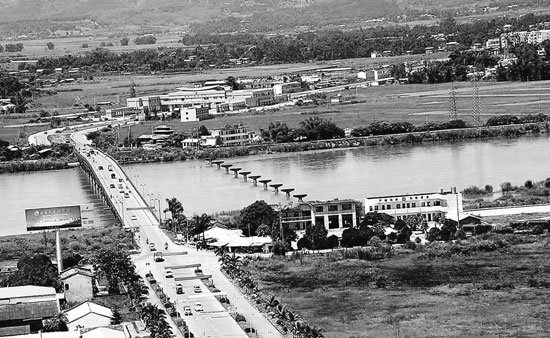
134 35 157 45
68 241 82 251
234 314 246 322
532 224 545 235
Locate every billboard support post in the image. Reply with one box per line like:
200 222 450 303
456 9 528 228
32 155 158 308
56 229 63 274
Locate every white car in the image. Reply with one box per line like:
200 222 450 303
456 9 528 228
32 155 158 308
131 214 137 221
193 285 202 293
165 269 174 278
194 302 203 312
183 306 192 316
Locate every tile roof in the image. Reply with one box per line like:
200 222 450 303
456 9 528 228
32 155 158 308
0 300 59 321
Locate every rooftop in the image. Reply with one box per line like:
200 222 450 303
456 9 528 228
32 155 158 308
0 285 57 300
0 300 59 321
65 301 113 323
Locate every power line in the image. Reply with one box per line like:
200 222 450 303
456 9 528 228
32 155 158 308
471 80 482 126
448 83 457 121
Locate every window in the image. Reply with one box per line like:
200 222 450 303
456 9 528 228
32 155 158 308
65 284 70 291
427 202 431 206
406 203 410 208
315 206 324 213
374 206 379 211
328 215 339 229
421 202 425 207
328 205 338 212
412 203 416 208
342 214 353 228
381 205 385 210
402 203 405 208
387 205 391 210
342 203 352 211
369 206 373 211
396 204 401 209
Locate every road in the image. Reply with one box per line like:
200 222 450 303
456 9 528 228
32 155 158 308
67 126 262 338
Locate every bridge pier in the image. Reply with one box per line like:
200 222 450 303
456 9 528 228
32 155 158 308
259 179 271 190
221 164 232 173
281 188 295 199
293 194 307 202
230 168 241 178
212 160 224 169
249 175 261 186
270 184 283 194
239 171 251 181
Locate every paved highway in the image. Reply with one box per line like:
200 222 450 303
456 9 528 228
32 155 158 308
68 126 265 338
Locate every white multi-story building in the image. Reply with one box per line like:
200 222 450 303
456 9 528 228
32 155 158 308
211 124 251 146
364 188 463 222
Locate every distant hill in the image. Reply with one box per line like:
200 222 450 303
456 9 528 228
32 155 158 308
0 0 549 36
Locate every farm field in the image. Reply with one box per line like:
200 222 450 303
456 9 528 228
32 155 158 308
247 240 550 337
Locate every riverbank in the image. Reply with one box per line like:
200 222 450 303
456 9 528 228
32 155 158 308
0 158 74 174
111 121 550 164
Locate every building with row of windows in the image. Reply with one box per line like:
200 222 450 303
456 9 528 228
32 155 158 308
280 199 359 237
364 188 463 223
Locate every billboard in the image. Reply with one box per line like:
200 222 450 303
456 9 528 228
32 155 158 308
25 205 82 231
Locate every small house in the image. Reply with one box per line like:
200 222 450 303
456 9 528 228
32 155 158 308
64 301 114 331
59 267 94 303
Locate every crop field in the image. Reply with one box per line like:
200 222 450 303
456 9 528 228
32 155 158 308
247 239 550 338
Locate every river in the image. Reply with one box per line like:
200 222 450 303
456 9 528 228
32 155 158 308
2 135 550 236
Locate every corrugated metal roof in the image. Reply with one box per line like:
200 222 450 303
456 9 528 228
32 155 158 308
0 300 59 321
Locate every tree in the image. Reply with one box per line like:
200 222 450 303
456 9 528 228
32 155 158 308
303 223 328 251
134 35 157 45
298 116 344 140
111 306 123 325
82 43 89 48
1 254 61 290
192 213 212 244
239 200 278 237
11 90 30 114
46 42 55 50
255 224 271 237
225 76 241 90
405 214 423 231
120 37 130 46
164 197 184 219
93 248 135 293
525 180 534 189
198 125 210 136
42 313 68 332
427 227 441 242
440 220 457 241
326 234 339 249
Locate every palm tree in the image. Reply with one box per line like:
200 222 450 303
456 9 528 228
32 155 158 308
164 197 184 231
192 213 212 245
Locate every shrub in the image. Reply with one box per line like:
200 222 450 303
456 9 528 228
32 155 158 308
68 241 82 251
234 314 246 322
532 224 545 235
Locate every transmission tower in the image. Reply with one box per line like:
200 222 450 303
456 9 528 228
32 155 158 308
448 83 458 121
471 80 482 126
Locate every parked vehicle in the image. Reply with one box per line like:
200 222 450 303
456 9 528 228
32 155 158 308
165 269 173 278
109 184 115 188
183 306 192 316
96 286 108 296
131 214 137 221
111 173 116 179
98 166 103 170
194 285 202 293
194 302 203 312
108 165 113 171
149 243 156 251
176 283 184 294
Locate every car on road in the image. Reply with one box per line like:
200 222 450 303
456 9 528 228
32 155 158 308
131 214 137 221
98 166 103 170
165 269 174 278
110 184 115 188
124 193 130 198
194 302 203 312
193 285 202 293
96 286 109 297
183 306 192 316
149 243 156 251
176 283 184 294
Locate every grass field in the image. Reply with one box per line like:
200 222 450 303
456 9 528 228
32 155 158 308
248 239 550 337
